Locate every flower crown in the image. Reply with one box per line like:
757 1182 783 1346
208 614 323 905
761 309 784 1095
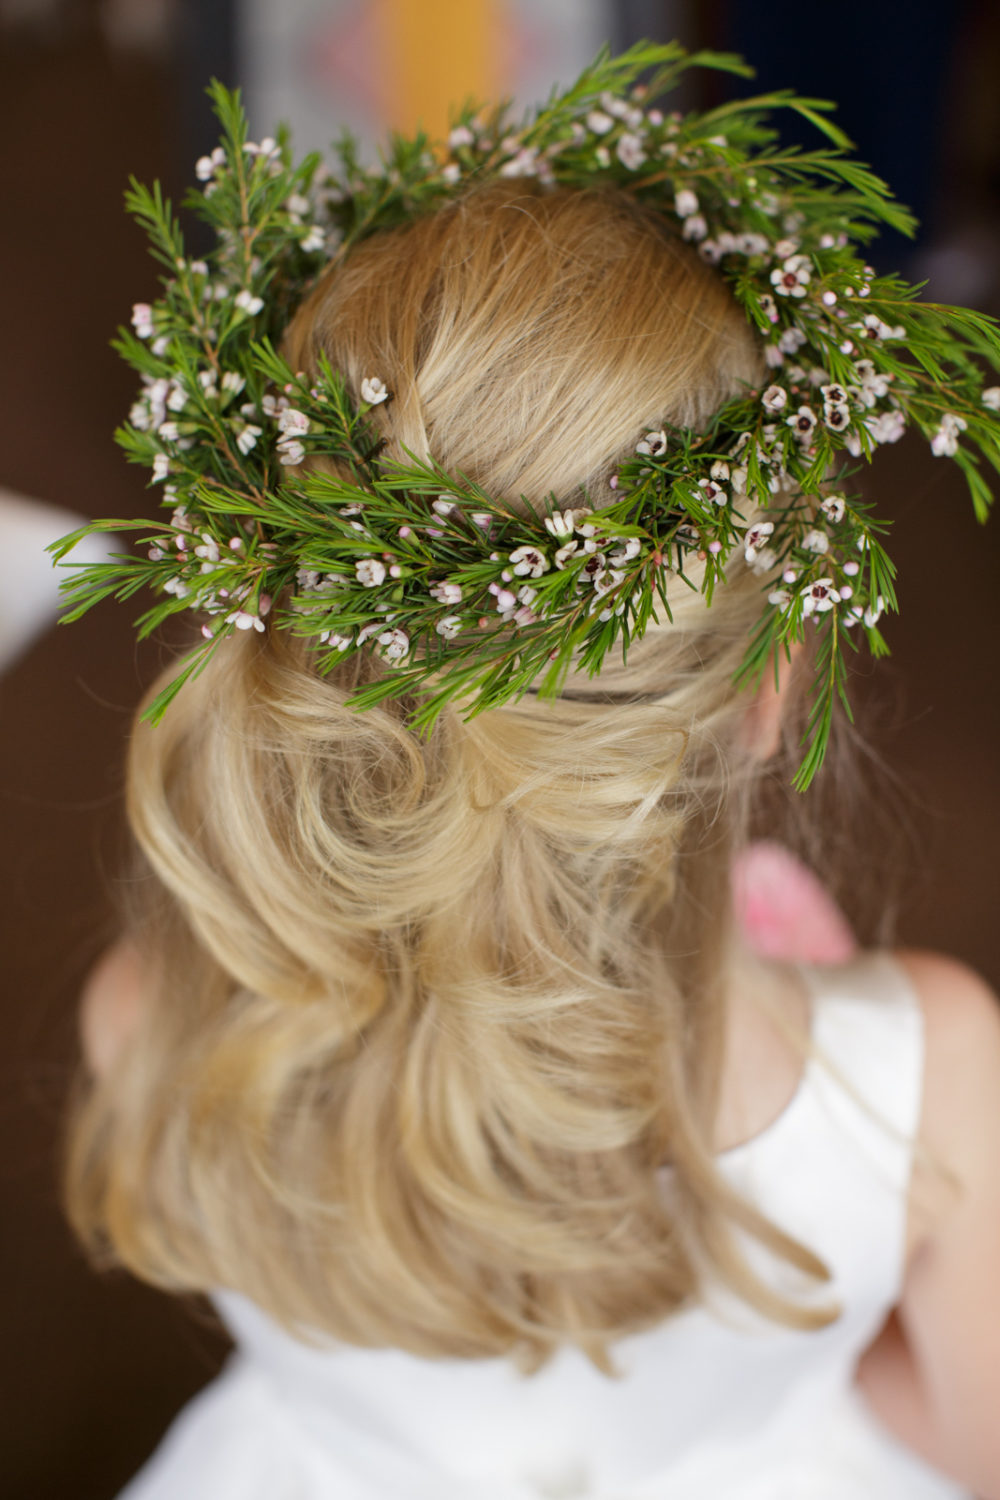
52 43 1000 788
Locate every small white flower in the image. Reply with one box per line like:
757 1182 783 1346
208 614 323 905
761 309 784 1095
441 162 461 185
779 327 808 355
430 581 463 605
981 386 1000 411
866 409 905 445
151 453 171 482
820 494 846 523
495 587 517 613
360 376 389 405
509 545 549 578
698 240 722 265
377 628 410 661
167 382 188 412
773 237 799 259
864 596 885 628
355 558 387 587
787 404 818 440
131 302 154 338
499 147 538 178
730 465 749 494
682 214 708 242
432 496 458 518
592 567 625 598
586 110 615 135
319 632 353 650
710 460 730 482
802 529 829 554
636 429 668 457
236 423 262 454
157 420 179 443
194 533 220 563
820 383 849 407
435 615 462 639
234 289 265 316
151 335 171 356
697 478 727 506
768 588 792 610
600 91 632 121
761 384 788 414
129 400 150 430
278 407 310 437
930 412 968 456
739 232 770 257
286 193 310 218
770 254 811 298
554 541 580 569
543 507 590 540
674 188 699 218
749 547 777 575
616 132 646 170
823 402 851 433
801 578 839 615
764 345 785 370
277 439 305 465
221 371 246 396
300 225 325 254
471 512 493 531
195 155 215 181
608 537 642 565
862 314 905 342
448 123 475 148
743 521 775 560
226 609 266 633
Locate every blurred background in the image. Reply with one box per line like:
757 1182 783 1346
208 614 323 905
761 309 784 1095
1 1 997 1495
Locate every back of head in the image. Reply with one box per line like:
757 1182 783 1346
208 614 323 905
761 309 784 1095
285 183 757 504
67 182 829 1368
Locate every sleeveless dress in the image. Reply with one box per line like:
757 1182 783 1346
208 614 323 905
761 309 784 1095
117 954 970 1499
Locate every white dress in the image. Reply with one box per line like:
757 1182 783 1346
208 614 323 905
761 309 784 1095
117 954 969 1499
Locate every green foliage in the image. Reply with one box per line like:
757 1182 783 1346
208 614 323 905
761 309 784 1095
50 41 1000 787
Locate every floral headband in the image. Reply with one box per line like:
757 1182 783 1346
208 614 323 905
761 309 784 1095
52 42 1000 787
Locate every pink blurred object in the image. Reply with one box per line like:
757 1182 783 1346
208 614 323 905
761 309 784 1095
733 840 857 964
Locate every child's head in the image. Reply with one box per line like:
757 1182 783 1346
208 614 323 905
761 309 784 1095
284 183 758 505
67 181 830 1368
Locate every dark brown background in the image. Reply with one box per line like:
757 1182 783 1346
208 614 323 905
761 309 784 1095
1 5 997 1498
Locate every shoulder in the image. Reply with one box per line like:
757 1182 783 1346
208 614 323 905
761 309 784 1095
894 949 1000 1247
79 939 148 1077
896 948 1000 1135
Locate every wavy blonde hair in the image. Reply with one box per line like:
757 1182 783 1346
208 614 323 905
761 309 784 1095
67 185 833 1368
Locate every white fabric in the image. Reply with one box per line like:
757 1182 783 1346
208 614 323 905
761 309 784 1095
0 489 119 674
118 954 969 1498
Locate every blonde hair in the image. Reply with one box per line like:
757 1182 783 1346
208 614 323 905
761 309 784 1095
67 184 833 1368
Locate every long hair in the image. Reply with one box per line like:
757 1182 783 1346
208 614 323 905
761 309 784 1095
66 184 833 1368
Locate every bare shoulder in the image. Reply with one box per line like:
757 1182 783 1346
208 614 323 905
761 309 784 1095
895 949 1000 1245
896 949 1000 1126
79 940 149 1078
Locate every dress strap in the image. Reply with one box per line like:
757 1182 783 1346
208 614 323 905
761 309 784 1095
717 952 925 1315
802 951 925 1183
